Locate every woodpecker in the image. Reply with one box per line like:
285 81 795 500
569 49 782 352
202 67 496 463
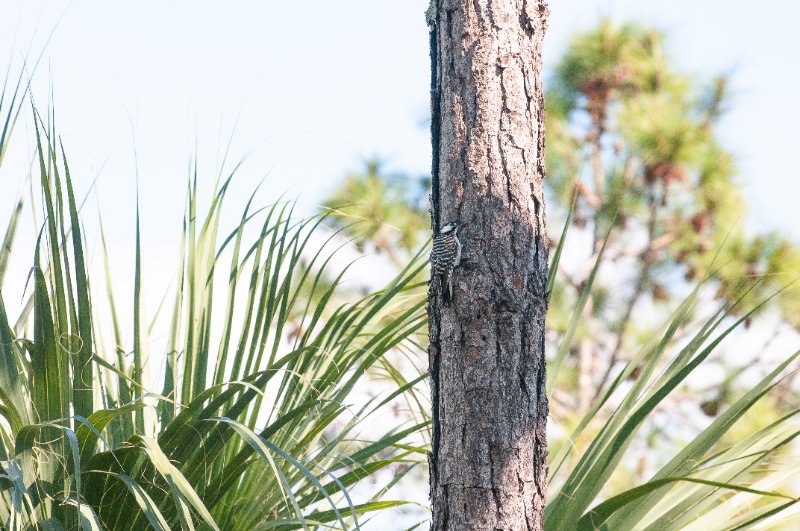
431 222 462 305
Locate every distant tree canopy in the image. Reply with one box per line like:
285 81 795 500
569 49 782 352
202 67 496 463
546 21 800 330
542 21 800 414
321 159 429 265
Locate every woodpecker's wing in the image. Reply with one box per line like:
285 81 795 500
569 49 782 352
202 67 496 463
431 233 460 275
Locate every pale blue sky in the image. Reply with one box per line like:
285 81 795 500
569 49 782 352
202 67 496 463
1 0 798 272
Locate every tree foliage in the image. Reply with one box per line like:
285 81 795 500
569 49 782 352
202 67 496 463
548 21 798 321
321 160 429 266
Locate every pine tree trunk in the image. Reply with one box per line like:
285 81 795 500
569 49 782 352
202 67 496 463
427 1 549 529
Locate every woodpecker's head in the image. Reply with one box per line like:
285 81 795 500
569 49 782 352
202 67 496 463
440 222 460 235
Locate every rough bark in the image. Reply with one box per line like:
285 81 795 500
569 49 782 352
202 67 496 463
428 1 549 530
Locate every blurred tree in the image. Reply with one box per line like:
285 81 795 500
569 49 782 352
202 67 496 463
545 21 800 413
320 159 429 266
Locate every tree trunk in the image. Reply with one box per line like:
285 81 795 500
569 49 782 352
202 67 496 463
427 1 549 530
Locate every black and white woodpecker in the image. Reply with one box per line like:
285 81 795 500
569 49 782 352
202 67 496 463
431 222 462 305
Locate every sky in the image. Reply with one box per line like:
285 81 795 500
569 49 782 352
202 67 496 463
0 0 798 311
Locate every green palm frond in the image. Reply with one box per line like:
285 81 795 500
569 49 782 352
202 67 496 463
0 105 430 529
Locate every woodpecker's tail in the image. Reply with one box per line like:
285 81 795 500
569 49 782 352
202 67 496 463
442 272 453 306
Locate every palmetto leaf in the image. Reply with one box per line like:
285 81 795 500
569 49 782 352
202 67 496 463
0 104 430 529
546 267 800 529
